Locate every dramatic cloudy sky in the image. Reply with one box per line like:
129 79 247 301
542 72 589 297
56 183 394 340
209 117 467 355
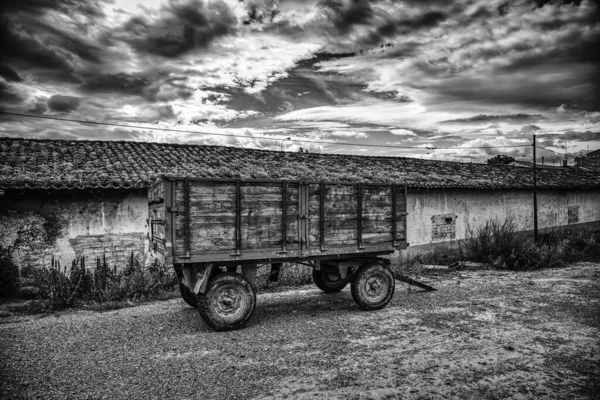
1 0 599 162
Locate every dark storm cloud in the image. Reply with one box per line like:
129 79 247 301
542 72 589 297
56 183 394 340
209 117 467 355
0 64 22 82
0 16 76 81
398 0 454 4
0 0 105 16
81 73 153 97
47 95 81 113
0 81 25 104
319 0 375 34
28 101 48 115
424 62 599 110
557 130 600 142
273 0 450 51
242 0 281 24
26 18 104 64
375 11 447 39
442 114 547 124
121 0 237 58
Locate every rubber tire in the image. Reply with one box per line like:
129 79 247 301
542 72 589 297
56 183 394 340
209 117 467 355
312 268 348 293
351 262 395 311
178 276 197 309
197 272 256 332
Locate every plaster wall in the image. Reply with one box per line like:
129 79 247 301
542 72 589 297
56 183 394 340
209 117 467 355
404 188 600 255
3 187 599 269
0 189 148 269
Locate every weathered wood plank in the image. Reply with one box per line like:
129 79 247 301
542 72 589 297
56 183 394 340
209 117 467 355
324 228 358 243
324 193 359 201
176 239 236 252
149 204 165 219
363 203 393 212
191 183 237 195
188 214 236 224
363 186 391 195
188 194 237 202
189 201 236 214
240 200 284 210
363 236 393 244
240 184 283 194
240 226 282 249
325 238 358 245
315 203 358 214
176 182 236 206
311 185 358 196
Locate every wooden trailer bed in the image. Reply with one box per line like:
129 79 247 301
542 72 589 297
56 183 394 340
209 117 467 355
148 176 409 331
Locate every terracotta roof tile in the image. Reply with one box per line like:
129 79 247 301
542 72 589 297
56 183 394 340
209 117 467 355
1 137 599 190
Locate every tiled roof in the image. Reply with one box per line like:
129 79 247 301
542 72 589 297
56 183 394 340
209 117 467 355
1 137 599 190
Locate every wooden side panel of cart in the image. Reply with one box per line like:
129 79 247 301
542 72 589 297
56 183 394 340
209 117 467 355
148 177 408 266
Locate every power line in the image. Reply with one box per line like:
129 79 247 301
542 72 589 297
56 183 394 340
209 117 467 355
0 111 529 151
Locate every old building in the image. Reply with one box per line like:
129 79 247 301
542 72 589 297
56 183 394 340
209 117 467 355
575 149 600 167
1 137 600 269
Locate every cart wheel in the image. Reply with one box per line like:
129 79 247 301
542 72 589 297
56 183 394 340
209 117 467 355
178 276 197 308
312 268 348 293
197 272 256 332
351 262 395 311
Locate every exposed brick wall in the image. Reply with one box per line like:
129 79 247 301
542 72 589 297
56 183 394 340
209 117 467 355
69 233 145 268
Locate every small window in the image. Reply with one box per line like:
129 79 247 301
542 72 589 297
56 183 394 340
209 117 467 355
568 206 579 224
432 214 457 240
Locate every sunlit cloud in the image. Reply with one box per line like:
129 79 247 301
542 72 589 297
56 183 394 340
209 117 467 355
0 0 598 162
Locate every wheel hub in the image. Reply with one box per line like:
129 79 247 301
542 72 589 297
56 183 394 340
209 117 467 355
364 273 388 302
212 286 246 318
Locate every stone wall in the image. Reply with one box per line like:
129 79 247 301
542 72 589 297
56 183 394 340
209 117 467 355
0 188 148 270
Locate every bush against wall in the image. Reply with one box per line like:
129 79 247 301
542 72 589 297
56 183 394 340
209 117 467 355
460 218 600 270
30 253 178 310
0 247 20 297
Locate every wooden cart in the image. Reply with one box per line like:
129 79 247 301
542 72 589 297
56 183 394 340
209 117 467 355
148 176 408 331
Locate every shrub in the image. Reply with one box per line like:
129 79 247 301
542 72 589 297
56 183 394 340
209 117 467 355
0 247 20 297
32 257 80 309
538 227 600 262
460 218 600 270
460 218 558 270
28 253 177 310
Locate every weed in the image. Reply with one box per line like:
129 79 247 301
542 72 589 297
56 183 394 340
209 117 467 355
28 253 178 310
0 247 20 297
459 219 600 270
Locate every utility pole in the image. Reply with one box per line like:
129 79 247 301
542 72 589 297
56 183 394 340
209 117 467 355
533 135 538 242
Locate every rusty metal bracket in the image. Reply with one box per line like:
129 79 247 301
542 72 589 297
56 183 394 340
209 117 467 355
242 264 258 285
392 183 397 247
319 180 325 251
190 264 214 294
282 181 287 253
357 182 364 249
230 179 242 257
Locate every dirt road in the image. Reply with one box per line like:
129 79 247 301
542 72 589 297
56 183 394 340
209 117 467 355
1 262 599 399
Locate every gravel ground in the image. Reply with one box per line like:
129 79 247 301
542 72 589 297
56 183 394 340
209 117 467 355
1 262 599 400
